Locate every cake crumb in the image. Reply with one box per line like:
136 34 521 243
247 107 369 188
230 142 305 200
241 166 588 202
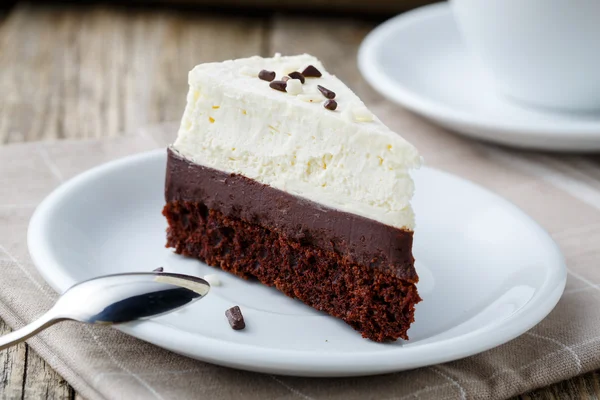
324 99 337 111
269 80 287 92
287 71 305 84
286 79 303 95
302 65 322 78
203 274 221 286
258 69 276 82
317 85 336 99
225 306 245 330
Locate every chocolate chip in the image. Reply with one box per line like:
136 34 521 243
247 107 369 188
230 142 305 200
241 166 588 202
258 70 276 82
269 80 288 92
287 71 305 83
225 306 245 330
302 65 322 78
153 267 164 273
318 85 336 99
324 99 338 110
282 76 290 82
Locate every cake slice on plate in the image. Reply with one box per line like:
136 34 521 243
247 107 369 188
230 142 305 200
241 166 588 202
163 54 422 342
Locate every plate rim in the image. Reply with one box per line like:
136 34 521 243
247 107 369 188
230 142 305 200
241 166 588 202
27 149 567 377
357 2 600 141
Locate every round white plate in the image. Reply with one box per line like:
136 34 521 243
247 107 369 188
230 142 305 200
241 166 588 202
28 150 566 377
358 2 600 152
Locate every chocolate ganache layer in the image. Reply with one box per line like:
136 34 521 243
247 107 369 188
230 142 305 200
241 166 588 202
165 148 417 283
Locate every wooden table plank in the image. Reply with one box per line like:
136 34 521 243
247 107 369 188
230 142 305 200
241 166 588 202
0 320 27 399
152 0 436 14
23 348 73 399
0 2 266 144
0 3 599 400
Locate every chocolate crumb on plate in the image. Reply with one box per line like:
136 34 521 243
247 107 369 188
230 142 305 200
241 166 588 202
324 99 338 110
153 266 164 273
225 306 245 330
302 65 322 78
317 85 336 99
258 69 276 82
287 71 305 83
269 80 288 92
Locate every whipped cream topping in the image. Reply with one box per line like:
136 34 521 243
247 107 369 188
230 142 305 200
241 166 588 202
173 54 421 229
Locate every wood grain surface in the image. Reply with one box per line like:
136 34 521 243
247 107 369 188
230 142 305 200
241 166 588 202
132 0 436 14
0 2 598 399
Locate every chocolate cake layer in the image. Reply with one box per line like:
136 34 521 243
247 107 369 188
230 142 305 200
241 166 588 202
165 148 417 283
163 200 420 341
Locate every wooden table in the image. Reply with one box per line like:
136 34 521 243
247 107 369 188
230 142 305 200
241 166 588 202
0 2 599 399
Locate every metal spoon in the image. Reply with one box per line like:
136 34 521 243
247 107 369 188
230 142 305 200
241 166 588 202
0 272 210 350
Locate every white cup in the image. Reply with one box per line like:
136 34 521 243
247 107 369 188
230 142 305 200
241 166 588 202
450 0 600 112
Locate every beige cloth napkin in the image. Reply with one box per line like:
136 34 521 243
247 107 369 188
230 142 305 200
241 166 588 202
1 106 600 400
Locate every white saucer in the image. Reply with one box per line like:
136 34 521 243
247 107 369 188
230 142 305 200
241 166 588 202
27 150 566 377
358 2 600 152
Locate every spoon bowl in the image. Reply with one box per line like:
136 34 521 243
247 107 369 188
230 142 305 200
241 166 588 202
0 272 210 350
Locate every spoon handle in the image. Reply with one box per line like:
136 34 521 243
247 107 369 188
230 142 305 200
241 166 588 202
0 309 62 351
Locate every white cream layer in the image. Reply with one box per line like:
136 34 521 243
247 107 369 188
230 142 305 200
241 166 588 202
173 54 421 229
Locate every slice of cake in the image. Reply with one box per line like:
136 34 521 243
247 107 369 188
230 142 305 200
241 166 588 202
163 54 422 342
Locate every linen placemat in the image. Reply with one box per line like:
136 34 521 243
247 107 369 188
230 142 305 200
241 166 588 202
1 106 600 400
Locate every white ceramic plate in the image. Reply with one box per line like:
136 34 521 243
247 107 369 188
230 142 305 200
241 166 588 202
28 150 566 377
358 2 600 152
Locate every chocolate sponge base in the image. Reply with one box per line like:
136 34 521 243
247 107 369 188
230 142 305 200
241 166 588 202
163 200 420 342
